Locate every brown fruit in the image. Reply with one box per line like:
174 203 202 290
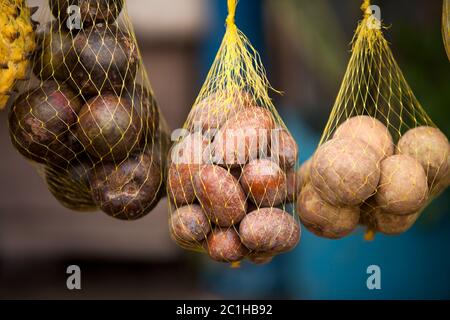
69 24 138 96
247 252 274 265
239 207 300 253
397 126 449 185
333 115 394 161
298 158 312 187
33 22 74 81
49 0 123 27
188 90 253 132
170 204 210 244
285 169 299 203
213 106 275 167
76 93 141 161
311 138 380 206
204 228 248 263
167 132 209 206
372 211 421 235
297 183 360 239
9 81 83 165
194 165 247 227
90 150 163 220
271 128 298 169
374 154 428 215
241 159 287 207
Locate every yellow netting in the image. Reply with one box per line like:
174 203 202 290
7 0 169 220
167 0 300 265
297 0 450 240
444 0 450 61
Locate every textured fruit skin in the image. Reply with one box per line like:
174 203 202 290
188 90 253 132
49 0 123 27
271 128 298 169
68 24 138 96
167 133 209 206
9 81 83 165
311 138 380 206
123 84 160 143
45 160 96 211
241 159 287 207
297 183 360 239
297 158 312 188
90 151 163 220
170 204 210 243
239 207 300 254
76 93 141 161
375 154 428 215
0 0 36 109
194 164 247 227
333 115 394 161
33 21 74 81
285 169 298 203
213 106 275 167
204 228 248 263
397 126 450 185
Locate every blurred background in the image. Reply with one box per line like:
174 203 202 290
1 0 449 299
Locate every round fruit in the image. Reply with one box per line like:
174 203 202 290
333 115 394 161
69 24 138 96
271 128 298 169
311 138 380 206
90 150 163 220
76 93 141 161
372 211 421 235
204 228 248 263
397 126 449 185
33 21 74 81
374 154 428 215
9 81 82 165
297 183 360 239
170 204 210 244
239 207 300 253
167 132 209 206
194 164 247 227
241 159 287 207
49 0 123 27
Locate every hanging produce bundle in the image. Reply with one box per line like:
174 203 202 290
444 0 450 61
8 0 169 220
0 0 37 110
167 0 300 265
297 0 450 240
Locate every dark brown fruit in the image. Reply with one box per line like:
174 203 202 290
90 151 163 220
49 0 123 27
68 24 138 96
271 128 298 169
241 159 287 207
123 84 160 143
33 22 75 81
45 160 96 211
76 93 141 161
170 204 211 244
9 81 83 165
204 228 249 263
194 165 247 227
239 207 300 254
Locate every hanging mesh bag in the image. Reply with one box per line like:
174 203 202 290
7 0 169 220
296 0 450 240
167 0 301 266
444 0 450 61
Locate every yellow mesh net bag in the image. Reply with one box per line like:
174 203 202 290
444 0 450 61
7 0 169 220
167 0 300 266
296 0 450 240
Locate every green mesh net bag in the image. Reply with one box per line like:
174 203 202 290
167 0 301 266
296 0 450 240
8 0 169 220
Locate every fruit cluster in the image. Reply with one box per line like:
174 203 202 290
8 0 167 220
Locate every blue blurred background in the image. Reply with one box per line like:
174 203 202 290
0 0 449 299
